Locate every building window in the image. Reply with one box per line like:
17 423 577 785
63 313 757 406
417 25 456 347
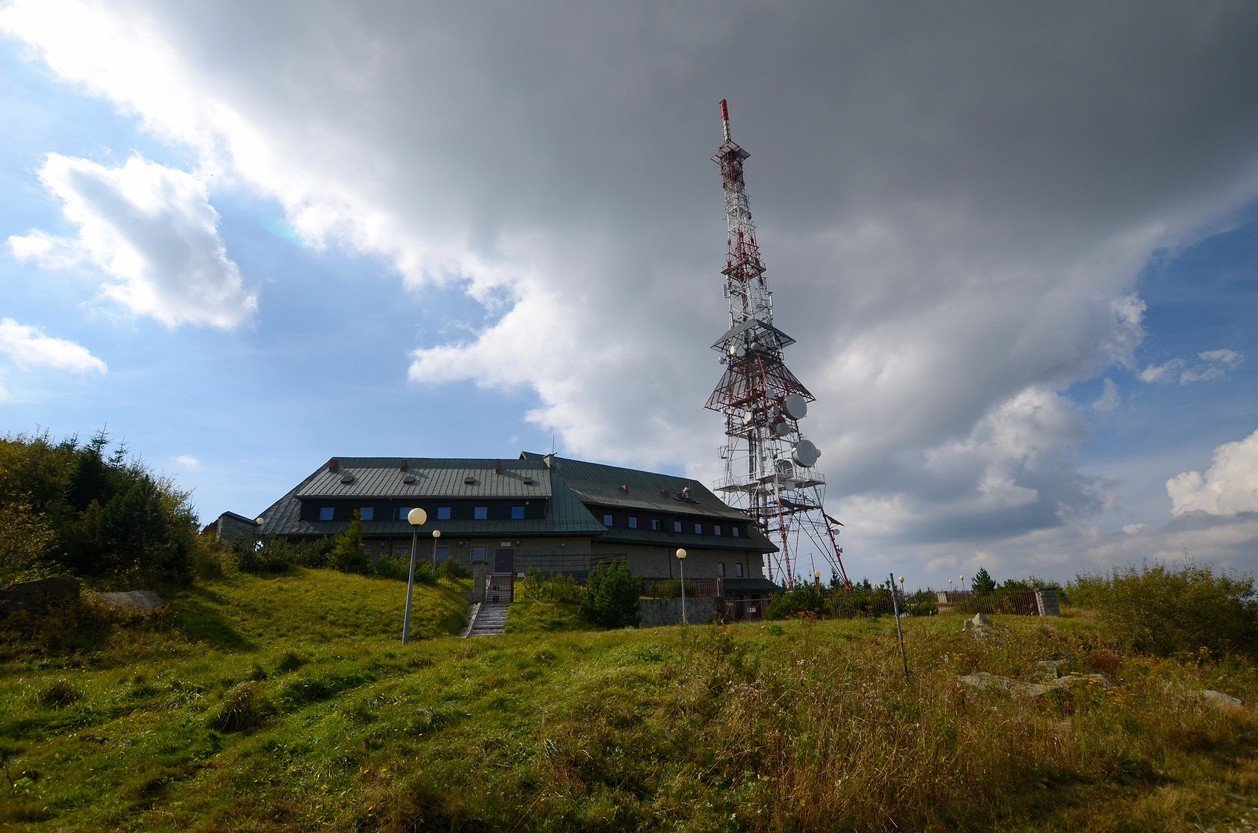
437 506 452 521
471 545 488 562
714 524 721 536
319 506 334 521
673 520 682 533
628 516 638 529
360 507 374 521
651 518 661 531
694 522 703 535
511 506 525 520
732 526 740 538
474 506 488 520
434 546 450 564
717 563 726 577
603 514 613 527
735 563 744 577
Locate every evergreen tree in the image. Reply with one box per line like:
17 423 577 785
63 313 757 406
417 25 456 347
580 561 641 628
330 510 370 574
972 567 997 594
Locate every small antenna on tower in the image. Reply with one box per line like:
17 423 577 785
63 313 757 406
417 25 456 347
720 98 731 142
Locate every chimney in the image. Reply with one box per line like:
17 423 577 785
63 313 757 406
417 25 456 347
494 459 503 475
399 459 408 471
328 458 339 471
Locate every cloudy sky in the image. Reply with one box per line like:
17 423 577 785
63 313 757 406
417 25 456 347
1 0 1255 586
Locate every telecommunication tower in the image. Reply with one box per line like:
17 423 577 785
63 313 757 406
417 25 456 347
705 99 851 589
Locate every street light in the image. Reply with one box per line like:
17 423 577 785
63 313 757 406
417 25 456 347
675 548 688 625
813 569 821 587
430 528 442 569
402 508 427 644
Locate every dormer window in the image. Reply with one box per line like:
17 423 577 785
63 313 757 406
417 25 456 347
319 506 334 521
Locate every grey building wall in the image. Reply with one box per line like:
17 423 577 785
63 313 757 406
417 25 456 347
591 542 760 580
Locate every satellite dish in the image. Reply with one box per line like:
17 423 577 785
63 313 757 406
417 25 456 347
775 458 794 478
783 393 808 420
772 419 792 438
740 410 754 425
792 439 821 467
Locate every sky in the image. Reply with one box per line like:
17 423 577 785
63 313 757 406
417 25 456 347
0 0 1255 587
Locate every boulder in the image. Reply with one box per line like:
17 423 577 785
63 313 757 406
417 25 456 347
0 575 80 613
1199 689 1243 709
96 590 164 610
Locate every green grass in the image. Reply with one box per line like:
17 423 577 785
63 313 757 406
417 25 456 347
1 571 1255 832
503 577 584 633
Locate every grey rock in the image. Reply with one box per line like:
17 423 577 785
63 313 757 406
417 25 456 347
97 590 163 610
1200 689 1243 709
1034 660 1064 681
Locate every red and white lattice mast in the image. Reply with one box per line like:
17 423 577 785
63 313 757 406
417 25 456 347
706 100 851 589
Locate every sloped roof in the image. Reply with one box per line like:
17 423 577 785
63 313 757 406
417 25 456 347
255 452 773 553
521 452 749 521
296 457 550 499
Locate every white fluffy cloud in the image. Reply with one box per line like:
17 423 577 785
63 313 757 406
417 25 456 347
1167 429 1258 516
8 154 257 329
4 1 1257 576
175 454 201 468
0 317 106 374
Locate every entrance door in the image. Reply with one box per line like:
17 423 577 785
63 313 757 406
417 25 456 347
494 548 514 574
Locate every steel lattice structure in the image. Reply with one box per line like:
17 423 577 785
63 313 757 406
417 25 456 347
706 100 851 589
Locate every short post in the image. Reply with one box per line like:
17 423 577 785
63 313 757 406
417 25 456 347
401 508 427 644
889 572 909 681
676 548 688 625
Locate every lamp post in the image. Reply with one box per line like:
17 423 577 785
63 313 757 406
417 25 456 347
675 548 688 625
813 569 821 588
430 528 442 569
402 508 427 644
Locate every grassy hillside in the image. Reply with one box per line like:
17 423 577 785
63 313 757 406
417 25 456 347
1 570 1255 832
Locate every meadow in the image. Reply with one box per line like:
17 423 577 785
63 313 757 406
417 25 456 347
1 567 1254 832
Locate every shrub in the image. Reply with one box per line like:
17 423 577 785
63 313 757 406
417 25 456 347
649 579 695 599
438 559 470 580
1072 561 1258 659
374 555 411 581
524 570 582 603
766 584 828 620
330 511 370 574
235 537 295 574
580 561 641 628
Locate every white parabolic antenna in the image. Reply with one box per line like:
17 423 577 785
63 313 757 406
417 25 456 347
783 392 808 420
792 439 821 467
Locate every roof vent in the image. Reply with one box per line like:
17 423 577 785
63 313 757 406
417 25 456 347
619 484 629 492
494 460 503 475
399 459 408 471
340 473 355 484
659 488 669 497
402 474 417 485
464 476 477 485
328 458 339 471
522 477 536 486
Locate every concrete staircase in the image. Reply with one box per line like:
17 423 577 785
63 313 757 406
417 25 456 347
467 602 510 636
462 571 514 637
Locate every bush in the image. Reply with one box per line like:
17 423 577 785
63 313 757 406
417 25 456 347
438 559 470 580
330 511 370 574
524 570 582 603
235 537 296 574
766 584 828 620
1071 561 1258 659
580 561 641 628
649 579 695 599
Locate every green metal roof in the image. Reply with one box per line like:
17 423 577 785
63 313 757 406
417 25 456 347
296 457 550 499
255 452 774 555
521 452 749 521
